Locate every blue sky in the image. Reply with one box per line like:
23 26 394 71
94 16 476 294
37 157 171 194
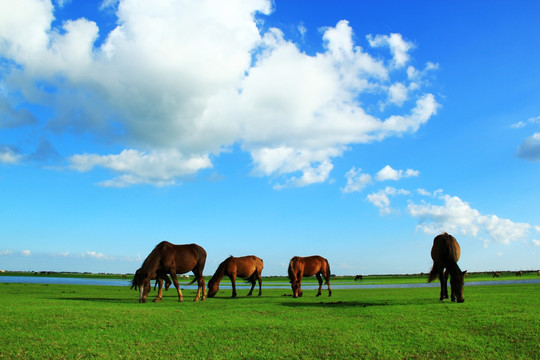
1 0 539 276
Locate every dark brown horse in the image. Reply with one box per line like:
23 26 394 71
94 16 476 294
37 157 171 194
428 233 466 303
492 272 500 278
288 256 332 298
131 241 206 303
207 255 264 298
354 275 363 281
516 271 523 277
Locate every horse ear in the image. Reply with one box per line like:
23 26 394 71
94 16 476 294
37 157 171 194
462 270 467 275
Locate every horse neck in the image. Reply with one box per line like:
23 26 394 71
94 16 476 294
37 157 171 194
141 249 161 278
446 261 461 275
210 262 227 285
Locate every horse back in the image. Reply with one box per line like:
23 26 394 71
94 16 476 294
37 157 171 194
296 256 328 277
431 233 460 264
232 255 263 278
168 243 206 274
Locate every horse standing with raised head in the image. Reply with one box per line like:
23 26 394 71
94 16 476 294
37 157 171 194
207 255 264 298
428 233 466 303
288 256 332 298
131 241 207 303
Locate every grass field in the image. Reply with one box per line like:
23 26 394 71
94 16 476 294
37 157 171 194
0 278 538 359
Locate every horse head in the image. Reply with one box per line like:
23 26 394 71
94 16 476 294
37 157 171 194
207 277 219 298
450 270 466 303
131 268 151 303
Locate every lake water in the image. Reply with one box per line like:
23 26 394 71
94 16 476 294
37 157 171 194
1 276 539 289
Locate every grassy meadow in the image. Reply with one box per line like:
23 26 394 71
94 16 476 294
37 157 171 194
0 275 538 359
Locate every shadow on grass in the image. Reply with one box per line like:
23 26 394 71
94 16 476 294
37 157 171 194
56 297 136 303
280 298 434 308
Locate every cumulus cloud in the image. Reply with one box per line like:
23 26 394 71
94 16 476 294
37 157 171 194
367 186 410 215
69 149 212 187
0 0 439 187
342 167 372 193
407 192 532 245
517 133 540 161
367 33 413 68
376 165 419 181
21 250 31 256
0 249 13 256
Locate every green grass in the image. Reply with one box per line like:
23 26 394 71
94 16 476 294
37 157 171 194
0 282 538 359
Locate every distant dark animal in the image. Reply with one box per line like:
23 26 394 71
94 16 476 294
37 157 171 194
207 255 264 298
427 233 466 303
492 272 500 278
516 271 522 277
538 270 540 277
288 256 332 298
354 275 363 281
131 241 206 303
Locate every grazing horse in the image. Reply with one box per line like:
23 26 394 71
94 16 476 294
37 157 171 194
207 255 264 298
492 272 500 278
354 275 363 281
427 233 466 303
288 256 332 298
516 271 523 277
131 241 206 303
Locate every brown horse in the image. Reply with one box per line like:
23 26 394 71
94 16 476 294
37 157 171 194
428 233 466 303
288 256 332 298
492 272 500 278
207 255 264 298
515 271 523 277
131 241 206 303
354 275 363 281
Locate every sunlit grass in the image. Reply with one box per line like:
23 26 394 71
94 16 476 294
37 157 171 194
1 282 538 359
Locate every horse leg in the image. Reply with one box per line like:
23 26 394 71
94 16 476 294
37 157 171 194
193 268 206 301
153 277 164 302
169 272 183 302
298 271 304 297
247 276 255 297
325 274 332 297
257 273 262 296
315 273 323 297
438 268 448 301
231 274 238 298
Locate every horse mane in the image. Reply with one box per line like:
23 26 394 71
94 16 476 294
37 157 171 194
208 256 229 285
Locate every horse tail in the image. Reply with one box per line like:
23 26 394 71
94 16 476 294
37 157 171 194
324 259 331 285
427 264 438 283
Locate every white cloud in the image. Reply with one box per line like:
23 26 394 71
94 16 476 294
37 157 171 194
0 1 439 188
342 167 372 193
517 132 540 161
387 82 408 106
376 165 419 181
367 33 413 68
69 149 212 187
533 240 540 246
86 251 113 260
367 186 410 216
21 250 31 256
0 249 13 256
0 147 22 164
407 192 532 245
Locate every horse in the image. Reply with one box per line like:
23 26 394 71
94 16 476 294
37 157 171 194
207 255 264 298
516 271 523 277
427 233 466 303
354 275 363 281
131 241 207 303
492 272 500 278
288 256 332 298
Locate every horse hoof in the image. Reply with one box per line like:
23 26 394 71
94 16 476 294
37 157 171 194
152 298 161 303
316 294 321 297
